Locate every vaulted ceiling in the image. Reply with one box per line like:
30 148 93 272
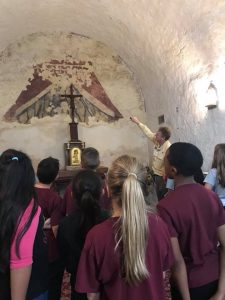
1 0 224 109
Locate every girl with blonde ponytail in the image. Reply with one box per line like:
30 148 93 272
76 155 173 300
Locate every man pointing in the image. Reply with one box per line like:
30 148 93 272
130 116 171 200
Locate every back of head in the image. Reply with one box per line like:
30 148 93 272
0 149 36 205
0 149 37 271
158 127 171 141
212 143 225 187
72 169 102 235
37 157 59 184
167 142 203 177
108 155 149 285
81 147 100 170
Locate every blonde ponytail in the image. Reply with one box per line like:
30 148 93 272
108 155 150 285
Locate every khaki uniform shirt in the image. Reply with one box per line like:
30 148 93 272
138 122 171 176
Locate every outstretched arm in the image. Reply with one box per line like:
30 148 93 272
130 116 155 141
130 116 140 125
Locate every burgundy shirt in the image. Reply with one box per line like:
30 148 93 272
35 187 62 262
76 213 173 300
158 183 225 288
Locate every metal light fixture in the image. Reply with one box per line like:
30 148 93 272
205 82 218 109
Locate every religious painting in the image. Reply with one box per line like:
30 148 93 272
4 59 123 124
70 147 81 166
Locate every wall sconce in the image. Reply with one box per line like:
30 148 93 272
205 82 218 109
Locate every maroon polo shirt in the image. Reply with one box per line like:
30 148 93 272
158 183 225 288
35 187 62 262
75 213 173 300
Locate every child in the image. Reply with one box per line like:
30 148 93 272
75 155 173 300
35 157 63 300
204 143 225 206
158 142 225 300
58 170 109 300
62 147 110 215
0 149 48 300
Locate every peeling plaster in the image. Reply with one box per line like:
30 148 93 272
0 32 147 168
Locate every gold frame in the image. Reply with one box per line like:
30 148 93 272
70 147 81 166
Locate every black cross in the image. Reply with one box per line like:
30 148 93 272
60 84 82 123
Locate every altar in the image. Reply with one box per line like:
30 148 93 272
61 84 85 170
54 166 108 194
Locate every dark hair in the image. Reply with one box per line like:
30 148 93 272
81 147 100 170
158 127 171 141
167 142 203 176
194 168 204 185
72 169 102 236
37 157 59 184
0 149 37 272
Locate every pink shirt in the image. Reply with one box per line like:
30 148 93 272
10 202 41 269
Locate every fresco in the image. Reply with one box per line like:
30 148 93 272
4 59 122 124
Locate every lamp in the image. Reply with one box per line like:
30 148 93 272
205 82 218 109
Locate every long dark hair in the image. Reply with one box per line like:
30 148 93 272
0 149 38 272
72 170 102 236
212 144 225 187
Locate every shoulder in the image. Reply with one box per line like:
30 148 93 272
147 213 171 245
158 191 176 209
148 212 168 230
20 200 41 224
165 140 171 148
85 219 112 244
204 168 217 184
45 189 62 204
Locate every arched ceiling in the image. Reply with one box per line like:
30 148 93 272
0 0 225 129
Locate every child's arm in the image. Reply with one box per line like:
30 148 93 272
209 225 225 300
204 183 213 190
11 265 32 300
52 225 58 238
170 237 191 300
87 293 100 300
43 218 51 229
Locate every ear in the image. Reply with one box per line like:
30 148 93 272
171 166 178 177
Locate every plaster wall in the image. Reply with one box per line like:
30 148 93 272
0 0 225 170
0 33 148 168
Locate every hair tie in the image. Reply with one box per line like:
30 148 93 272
11 156 19 161
128 172 137 179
